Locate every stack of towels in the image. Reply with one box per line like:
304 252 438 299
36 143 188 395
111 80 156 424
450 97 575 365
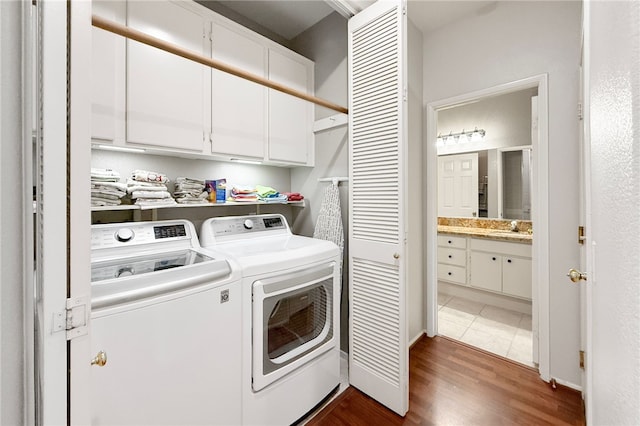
174 177 209 205
229 185 258 202
283 192 304 202
256 185 288 203
91 168 127 207
127 169 176 207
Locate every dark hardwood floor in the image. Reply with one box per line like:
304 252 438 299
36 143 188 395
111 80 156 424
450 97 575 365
307 336 585 426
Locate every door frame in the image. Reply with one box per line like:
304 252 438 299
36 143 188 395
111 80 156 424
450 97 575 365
424 74 551 381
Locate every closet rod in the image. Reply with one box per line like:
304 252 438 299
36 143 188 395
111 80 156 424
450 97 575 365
92 15 348 114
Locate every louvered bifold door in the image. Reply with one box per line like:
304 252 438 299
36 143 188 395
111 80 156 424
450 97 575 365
348 0 408 416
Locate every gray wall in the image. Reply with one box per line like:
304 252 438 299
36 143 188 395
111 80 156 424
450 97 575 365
290 12 350 352
423 1 583 385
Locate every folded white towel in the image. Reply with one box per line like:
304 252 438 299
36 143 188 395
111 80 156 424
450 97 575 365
131 190 172 199
131 170 169 184
91 181 128 193
91 168 120 179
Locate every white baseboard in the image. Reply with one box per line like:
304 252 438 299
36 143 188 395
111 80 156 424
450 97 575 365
409 331 426 348
439 281 532 315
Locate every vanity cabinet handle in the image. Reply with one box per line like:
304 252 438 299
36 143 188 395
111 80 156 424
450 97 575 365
448 272 452 276
492 257 496 261
507 259 512 263
448 255 452 259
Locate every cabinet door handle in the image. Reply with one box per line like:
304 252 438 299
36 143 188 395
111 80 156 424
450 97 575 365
492 257 496 261
448 255 452 259
507 259 512 263
448 272 452 276
448 240 452 244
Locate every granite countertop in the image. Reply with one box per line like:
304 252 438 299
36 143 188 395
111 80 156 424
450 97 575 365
438 225 533 244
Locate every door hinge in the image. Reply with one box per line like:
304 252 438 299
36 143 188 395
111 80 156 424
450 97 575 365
578 225 586 245
53 296 89 341
578 102 583 121
579 350 585 369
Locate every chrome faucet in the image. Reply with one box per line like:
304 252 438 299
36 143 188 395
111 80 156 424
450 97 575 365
510 220 519 232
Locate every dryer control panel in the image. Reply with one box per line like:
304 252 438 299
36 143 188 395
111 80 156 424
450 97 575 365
201 214 291 245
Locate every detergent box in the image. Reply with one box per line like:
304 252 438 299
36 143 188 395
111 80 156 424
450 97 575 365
205 179 226 203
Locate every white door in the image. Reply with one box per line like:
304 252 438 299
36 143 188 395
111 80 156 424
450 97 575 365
348 0 408 416
437 153 479 218
582 2 640 425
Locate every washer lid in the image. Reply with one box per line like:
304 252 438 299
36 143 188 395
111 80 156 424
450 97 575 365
91 249 214 283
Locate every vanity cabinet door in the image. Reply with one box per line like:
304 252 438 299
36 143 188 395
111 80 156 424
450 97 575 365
469 251 502 292
126 1 209 152
502 256 532 299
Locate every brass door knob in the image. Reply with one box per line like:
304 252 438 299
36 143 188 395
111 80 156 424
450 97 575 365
567 268 587 283
91 350 108 367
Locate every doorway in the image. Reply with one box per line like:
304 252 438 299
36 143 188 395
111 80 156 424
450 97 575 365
425 75 551 379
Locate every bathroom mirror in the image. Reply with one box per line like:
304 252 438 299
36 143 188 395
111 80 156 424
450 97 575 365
436 87 537 220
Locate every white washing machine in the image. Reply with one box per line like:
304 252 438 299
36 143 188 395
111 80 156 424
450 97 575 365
90 219 242 425
200 214 341 426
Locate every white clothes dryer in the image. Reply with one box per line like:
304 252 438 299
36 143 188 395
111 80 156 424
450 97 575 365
90 219 242 425
200 214 341 426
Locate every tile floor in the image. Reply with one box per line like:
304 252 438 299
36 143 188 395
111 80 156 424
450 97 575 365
438 293 535 368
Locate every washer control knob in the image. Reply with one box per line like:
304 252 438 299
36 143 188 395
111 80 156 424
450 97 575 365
243 219 254 230
115 228 134 242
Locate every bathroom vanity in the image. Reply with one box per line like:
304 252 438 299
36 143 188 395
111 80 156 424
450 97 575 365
437 218 532 301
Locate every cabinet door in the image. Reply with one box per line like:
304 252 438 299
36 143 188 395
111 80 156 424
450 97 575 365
469 251 502 292
92 1 125 143
126 1 208 152
211 23 266 159
502 256 532 299
268 49 312 164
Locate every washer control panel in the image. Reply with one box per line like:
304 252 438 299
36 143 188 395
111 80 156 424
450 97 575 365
91 221 193 250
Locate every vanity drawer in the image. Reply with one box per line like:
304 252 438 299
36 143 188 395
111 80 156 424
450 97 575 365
437 247 467 267
438 235 467 249
437 264 466 285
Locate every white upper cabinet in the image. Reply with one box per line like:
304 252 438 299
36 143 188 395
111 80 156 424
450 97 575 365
92 1 126 144
90 0 314 166
126 1 209 152
268 49 314 165
210 22 267 160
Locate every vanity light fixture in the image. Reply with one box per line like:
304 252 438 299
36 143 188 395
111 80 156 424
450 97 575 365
440 127 486 145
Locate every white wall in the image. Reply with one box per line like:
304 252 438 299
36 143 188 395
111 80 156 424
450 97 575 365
290 12 350 352
422 1 583 385
588 1 640 423
437 88 536 156
407 19 424 344
0 1 27 424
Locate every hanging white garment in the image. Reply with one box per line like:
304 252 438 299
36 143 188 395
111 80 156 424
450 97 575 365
313 183 344 271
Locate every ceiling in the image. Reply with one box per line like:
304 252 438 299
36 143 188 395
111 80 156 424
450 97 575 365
209 1 497 41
